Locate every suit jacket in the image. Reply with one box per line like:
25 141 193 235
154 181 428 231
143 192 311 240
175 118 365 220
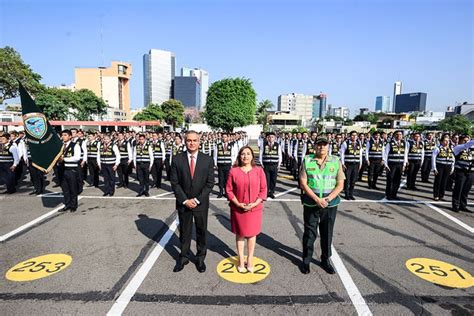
171 151 215 212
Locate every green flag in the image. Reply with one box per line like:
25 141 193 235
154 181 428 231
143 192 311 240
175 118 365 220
19 82 63 173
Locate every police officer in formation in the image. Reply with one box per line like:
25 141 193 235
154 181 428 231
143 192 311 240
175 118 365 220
383 130 408 200
452 135 473 213
24 139 46 195
85 133 100 187
133 134 154 197
150 131 165 189
406 132 424 190
421 132 436 182
260 132 282 199
115 132 133 188
97 134 121 196
339 131 362 200
214 133 236 198
58 130 81 212
0 133 20 194
432 134 454 201
366 131 384 190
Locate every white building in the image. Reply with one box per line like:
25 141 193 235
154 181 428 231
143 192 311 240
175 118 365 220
181 67 209 110
393 81 402 112
277 93 314 125
143 49 176 106
416 111 446 125
329 106 350 119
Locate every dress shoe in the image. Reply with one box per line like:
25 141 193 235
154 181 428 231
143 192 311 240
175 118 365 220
136 192 143 197
196 262 206 273
452 208 459 212
301 264 310 274
58 207 69 212
350 196 356 200
29 191 38 195
461 208 473 213
173 259 189 272
321 260 336 274
344 195 350 200
109 192 115 196
103 193 109 197
70 208 77 212
144 192 150 197
269 193 276 199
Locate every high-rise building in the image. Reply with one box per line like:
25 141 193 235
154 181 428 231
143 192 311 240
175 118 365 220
375 96 391 112
143 49 176 107
75 61 132 121
329 106 350 119
312 93 328 118
278 93 314 123
395 92 427 113
393 81 402 112
181 67 209 110
173 76 201 108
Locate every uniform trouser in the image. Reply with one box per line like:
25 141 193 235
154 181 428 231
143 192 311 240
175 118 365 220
293 157 302 180
446 172 455 191
87 158 99 186
452 169 473 210
28 161 44 193
178 209 208 264
164 155 171 181
150 158 163 187
264 163 278 195
77 161 84 193
385 162 404 199
358 159 368 181
53 164 62 185
0 162 16 192
101 164 116 195
117 159 130 187
217 164 231 194
61 168 79 209
302 205 337 264
406 159 422 189
421 157 432 182
368 159 383 188
136 162 150 194
344 162 359 197
433 163 451 199
14 159 24 185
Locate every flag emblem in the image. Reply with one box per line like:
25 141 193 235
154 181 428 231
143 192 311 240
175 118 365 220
23 113 47 140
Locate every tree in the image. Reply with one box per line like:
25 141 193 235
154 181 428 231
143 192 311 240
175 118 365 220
35 88 71 120
324 115 345 122
74 89 108 120
438 115 473 135
409 123 427 133
0 46 44 103
133 103 164 121
204 78 257 131
256 99 273 128
161 99 185 129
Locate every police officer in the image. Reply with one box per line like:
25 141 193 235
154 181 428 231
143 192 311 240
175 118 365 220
97 134 121 197
383 130 408 200
421 132 436 182
85 133 100 187
214 133 236 198
150 132 165 189
0 133 19 194
164 133 174 181
299 136 344 275
452 136 473 213
406 132 424 190
357 133 368 181
432 134 455 201
292 133 305 180
116 132 133 188
340 131 362 200
24 139 45 195
260 132 282 199
133 134 154 197
58 130 81 212
329 134 342 157
366 131 384 190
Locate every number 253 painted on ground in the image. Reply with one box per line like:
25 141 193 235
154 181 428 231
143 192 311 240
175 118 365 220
6 254 72 282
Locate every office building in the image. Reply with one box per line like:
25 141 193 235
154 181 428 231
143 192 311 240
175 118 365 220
278 93 314 123
173 76 201 108
393 81 402 112
312 93 328 118
375 96 391 112
181 67 209 110
329 106 350 119
75 61 132 121
395 92 427 113
143 49 176 107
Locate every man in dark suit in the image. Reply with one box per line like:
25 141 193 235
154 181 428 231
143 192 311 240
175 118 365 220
171 130 215 273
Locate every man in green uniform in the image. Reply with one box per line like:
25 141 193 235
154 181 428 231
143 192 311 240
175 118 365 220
299 136 345 275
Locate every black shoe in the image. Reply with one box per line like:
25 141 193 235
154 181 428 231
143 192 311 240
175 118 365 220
29 191 38 195
144 192 150 197
217 193 223 198
136 192 143 197
350 196 356 200
109 192 114 196
58 207 69 212
117 184 123 188
344 195 351 200
373 186 379 190
461 208 473 213
321 260 336 274
301 263 310 274
173 259 189 272
196 261 206 273
452 208 460 212
70 208 77 212
269 193 276 199
103 193 109 197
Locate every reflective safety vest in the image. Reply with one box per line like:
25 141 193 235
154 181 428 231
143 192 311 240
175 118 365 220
296 140 305 158
151 140 163 159
172 144 184 156
330 141 341 157
435 145 454 165
455 145 474 171
63 142 79 168
343 140 361 163
216 142 233 165
87 140 100 159
135 143 151 163
423 140 436 158
368 139 383 160
262 142 280 164
306 140 316 155
407 140 423 161
165 141 173 157
117 141 129 160
302 155 341 207
387 140 406 164
0 142 14 163
100 144 116 165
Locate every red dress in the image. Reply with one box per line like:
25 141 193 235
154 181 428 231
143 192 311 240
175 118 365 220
226 166 267 237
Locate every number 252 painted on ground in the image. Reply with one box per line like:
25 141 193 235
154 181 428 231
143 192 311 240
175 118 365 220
221 262 267 274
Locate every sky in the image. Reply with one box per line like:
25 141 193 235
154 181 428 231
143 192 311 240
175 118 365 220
1 0 473 116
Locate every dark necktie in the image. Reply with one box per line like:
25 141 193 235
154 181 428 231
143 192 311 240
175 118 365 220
190 155 195 178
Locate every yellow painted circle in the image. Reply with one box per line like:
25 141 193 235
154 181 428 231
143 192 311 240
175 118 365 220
6 254 72 282
406 258 473 288
217 256 270 284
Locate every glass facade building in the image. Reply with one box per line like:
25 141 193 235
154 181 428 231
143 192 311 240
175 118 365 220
143 49 176 106
395 93 427 113
375 96 391 112
173 76 201 108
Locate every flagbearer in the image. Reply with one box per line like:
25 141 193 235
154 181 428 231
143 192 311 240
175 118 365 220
58 130 81 212
97 134 121 197
25 139 45 195
0 133 19 194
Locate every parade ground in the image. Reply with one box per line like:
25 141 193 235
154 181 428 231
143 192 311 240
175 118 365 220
1 170 473 315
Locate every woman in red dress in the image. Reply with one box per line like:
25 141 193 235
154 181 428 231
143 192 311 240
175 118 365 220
226 146 267 273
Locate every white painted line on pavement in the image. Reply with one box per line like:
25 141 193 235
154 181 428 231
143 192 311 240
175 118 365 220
423 202 474 234
0 197 83 242
399 179 407 189
332 245 372 316
107 217 179 316
152 191 174 198
274 187 299 198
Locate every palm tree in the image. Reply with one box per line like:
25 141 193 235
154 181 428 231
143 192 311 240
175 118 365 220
256 99 274 128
